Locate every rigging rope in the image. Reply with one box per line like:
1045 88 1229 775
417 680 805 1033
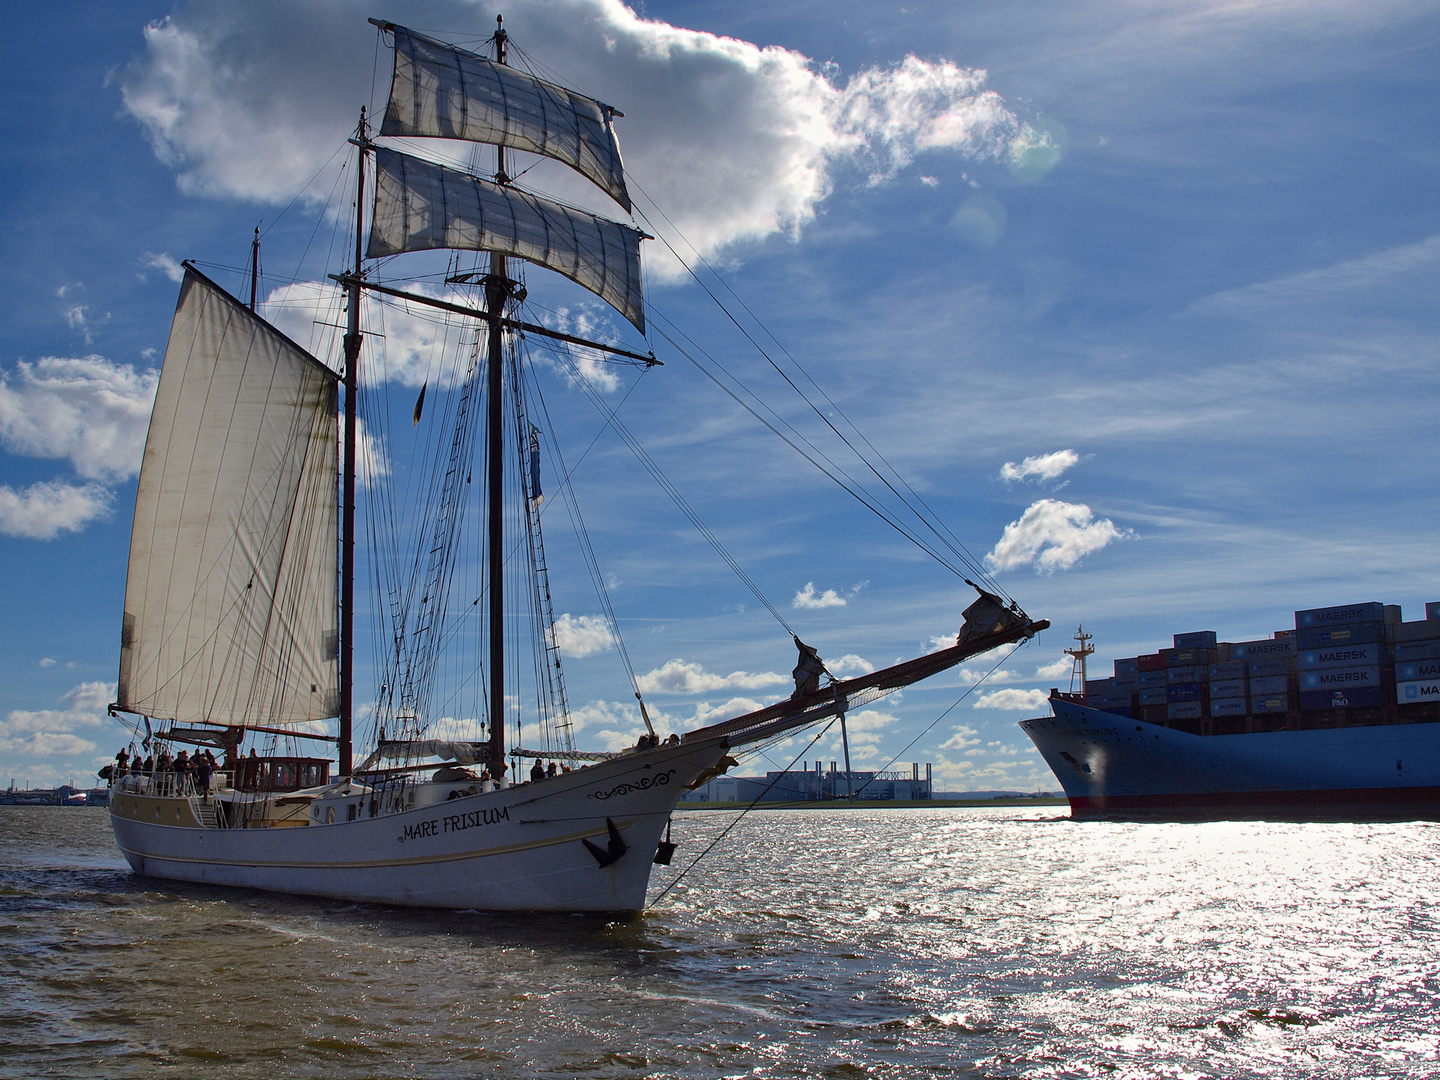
650 719 837 906
533 333 798 638
627 184 1012 604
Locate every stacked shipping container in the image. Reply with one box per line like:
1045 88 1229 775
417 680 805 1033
1077 600 1440 731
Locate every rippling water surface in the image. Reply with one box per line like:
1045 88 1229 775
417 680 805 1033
2 805 1437 1078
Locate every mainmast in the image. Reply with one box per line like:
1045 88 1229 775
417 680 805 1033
485 15 511 780
339 108 368 776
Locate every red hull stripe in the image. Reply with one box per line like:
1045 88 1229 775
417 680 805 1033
1070 787 1440 811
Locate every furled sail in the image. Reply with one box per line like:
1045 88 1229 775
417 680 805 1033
117 268 340 727
368 147 645 333
378 23 631 212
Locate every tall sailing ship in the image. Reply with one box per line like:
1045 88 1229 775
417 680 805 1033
106 18 1047 912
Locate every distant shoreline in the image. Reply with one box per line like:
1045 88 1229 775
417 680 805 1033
678 797 1069 810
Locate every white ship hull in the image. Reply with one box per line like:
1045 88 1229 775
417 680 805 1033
109 739 728 913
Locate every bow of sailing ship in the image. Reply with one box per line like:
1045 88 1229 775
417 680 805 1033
106 19 1047 912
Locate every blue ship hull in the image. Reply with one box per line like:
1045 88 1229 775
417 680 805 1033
1020 697 1440 817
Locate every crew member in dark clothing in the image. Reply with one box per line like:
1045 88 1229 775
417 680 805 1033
194 752 213 801
530 759 546 783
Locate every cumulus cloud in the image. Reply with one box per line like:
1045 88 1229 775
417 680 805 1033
119 0 1024 278
999 449 1079 483
793 582 845 609
940 724 981 751
0 356 158 481
636 658 785 695
826 653 874 677
985 498 1128 573
0 682 115 759
973 687 1050 711
552 613 615 658
0 481 113 540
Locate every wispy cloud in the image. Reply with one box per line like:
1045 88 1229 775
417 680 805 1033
1000 449 1079 483
985 498 1129 573
636 659 786 695
1035 657 1071 680
140 252 185 283
972 687 1049 711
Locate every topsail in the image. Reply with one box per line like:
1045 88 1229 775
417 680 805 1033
368 147 645 333
378 23 631 212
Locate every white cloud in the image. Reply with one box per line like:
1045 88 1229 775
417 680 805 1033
141 251 185 283
552 613 615 658
39 658 56 668
973 688 1050 711
985 498 1129 573
337 413 389 486
0 481 112 539
1000 449 1079 483
794 582 845 609
940 724 980 751
0 682 115 759
119 0 1024 277
636 659 785 695
826 653 874 677
1035 657 1072 680
0 356 158 481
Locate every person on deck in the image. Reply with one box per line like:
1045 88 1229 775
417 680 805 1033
530 759 545 783
194 752 213 802
546 761 558 778
114 749 129 778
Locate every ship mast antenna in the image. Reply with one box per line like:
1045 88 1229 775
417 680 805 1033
1065 626 1094 695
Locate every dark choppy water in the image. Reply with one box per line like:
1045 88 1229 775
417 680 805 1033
2 805 1437 1078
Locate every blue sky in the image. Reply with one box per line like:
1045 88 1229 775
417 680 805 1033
2 0 1438 792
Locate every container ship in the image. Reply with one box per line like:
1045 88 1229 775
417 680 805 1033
1020 601 1440 817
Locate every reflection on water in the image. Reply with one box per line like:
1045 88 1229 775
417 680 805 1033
1 806 1435 1078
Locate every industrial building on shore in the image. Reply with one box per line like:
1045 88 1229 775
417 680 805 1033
682 761 933 803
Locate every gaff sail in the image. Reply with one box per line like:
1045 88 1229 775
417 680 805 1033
368 147 645 333
377 22 632 212
117 268 340 727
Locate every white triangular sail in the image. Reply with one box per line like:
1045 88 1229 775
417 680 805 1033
117 268 340 727
368 147 645 333
379 23 631 212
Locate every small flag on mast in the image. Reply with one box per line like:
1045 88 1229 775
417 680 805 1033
528 424 543 506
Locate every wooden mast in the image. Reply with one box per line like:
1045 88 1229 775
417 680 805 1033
249 227 260 312
338 108 367 776
486 15 510 780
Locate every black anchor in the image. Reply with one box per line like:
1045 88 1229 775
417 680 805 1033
583 817 628 868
